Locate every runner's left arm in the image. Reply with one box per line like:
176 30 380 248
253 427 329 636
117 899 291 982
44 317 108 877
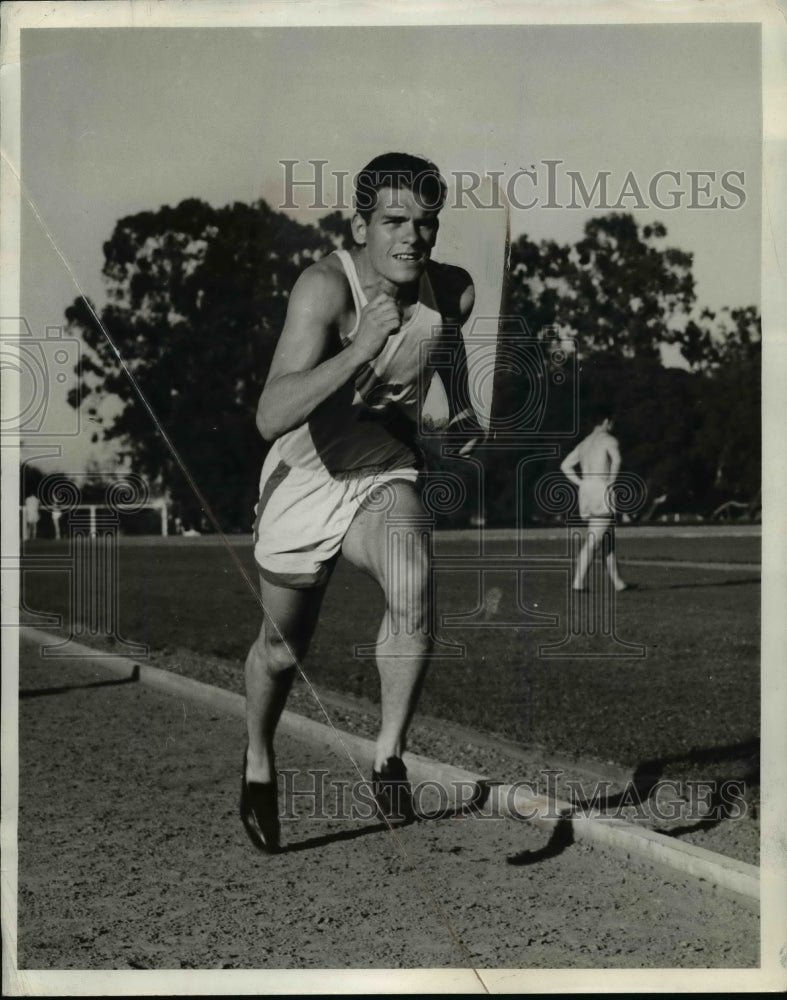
606 435 622 483
433 266 485 456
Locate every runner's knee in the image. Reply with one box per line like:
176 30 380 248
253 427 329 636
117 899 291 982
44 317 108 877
388 597 429 637
385 550 430 636
261 628 302 676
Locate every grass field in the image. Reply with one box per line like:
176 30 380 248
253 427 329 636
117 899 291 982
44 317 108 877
20 527 760 794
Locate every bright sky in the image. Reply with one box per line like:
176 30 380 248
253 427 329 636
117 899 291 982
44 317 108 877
19 22 761 472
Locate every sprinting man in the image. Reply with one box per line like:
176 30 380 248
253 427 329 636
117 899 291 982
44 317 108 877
242 153 483 852
560 405 629 593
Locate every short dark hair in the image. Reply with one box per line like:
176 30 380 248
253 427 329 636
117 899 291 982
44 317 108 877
354 152 447 221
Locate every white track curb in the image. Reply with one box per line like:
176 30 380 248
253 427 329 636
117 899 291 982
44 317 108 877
20 627 759 905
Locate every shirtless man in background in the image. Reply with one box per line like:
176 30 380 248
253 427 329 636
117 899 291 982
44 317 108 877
560 406 629 593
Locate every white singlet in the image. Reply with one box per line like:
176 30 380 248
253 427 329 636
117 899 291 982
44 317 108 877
252 250 446 587
274 249 445 478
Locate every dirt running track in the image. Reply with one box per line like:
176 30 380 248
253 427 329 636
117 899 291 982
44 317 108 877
14 642 758 982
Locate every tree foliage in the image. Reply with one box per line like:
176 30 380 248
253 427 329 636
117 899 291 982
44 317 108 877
691 306 761 505
67 199 336 529
505 214 698 360
66 204 760 530
489 214 760 521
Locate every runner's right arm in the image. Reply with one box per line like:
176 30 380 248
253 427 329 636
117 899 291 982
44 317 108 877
256 266 400 441
560 447 583 488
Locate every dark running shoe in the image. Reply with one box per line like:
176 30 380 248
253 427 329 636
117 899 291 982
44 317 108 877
372 756 415 824
240 749 281 854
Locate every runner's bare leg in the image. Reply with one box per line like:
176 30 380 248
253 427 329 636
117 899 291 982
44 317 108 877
601 521 627 591
244 578 326 783
573 523 600 590
342 481 432 769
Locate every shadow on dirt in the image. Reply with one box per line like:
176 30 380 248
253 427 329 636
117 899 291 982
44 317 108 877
282 788 509 854
660 578 760 591
282 821 393 853
618 578 760 592
506 818 575 866
569 737 760 837
19 670 140 699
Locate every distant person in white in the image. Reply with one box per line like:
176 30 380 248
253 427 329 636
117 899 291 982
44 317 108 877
24 494 40 540
560 406 629 593
51 503 62 540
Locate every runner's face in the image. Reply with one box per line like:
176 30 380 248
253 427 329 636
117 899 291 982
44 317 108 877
355 186 440 285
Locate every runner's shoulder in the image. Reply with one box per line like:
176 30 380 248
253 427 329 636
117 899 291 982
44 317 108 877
427 259 474 295
289 254 351 321
427 260 475 323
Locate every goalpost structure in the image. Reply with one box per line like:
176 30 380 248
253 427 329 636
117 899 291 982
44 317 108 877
20 500 170 538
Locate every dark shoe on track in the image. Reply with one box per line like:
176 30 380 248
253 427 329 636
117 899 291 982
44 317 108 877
372 756 415 824
240 750 281 854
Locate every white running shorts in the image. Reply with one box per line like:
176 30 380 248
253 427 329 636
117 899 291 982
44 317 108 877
578 477 615 521
252 442 418 588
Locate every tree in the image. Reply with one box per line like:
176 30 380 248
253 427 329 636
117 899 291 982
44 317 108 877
576 353 716 514
67 202 760 529
693 307 761 505
67 199 336 530
19 462 48 504
488 214 760 521
317 210 353 249
504 214 697 361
